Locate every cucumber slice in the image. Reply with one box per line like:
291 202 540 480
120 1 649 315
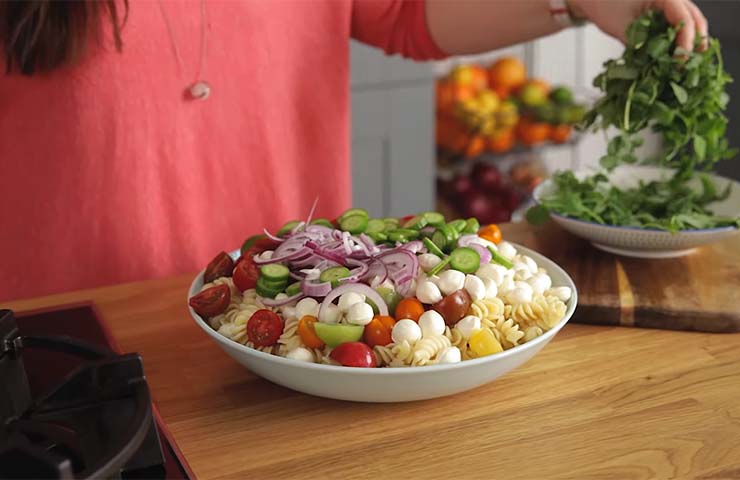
258 275 289 291
448 219 467 233
438 224 459 252
428 256 451 276
319 266 351 287
402 215 428 230
431 230 448 252
365 218 386 234
313 323 365 348
256 277 284 298
310 218 334 228
339 215 369 234
463 217 481 234
487 246 514 269
286 282 302 297
423 237 445 258
367 231 388 243
260 263 290 282
375 287 402 317
241 234 266 255
388 228 420 243
449 247 481 274
277 220 300 237
422 211 446 228
339 208 369 221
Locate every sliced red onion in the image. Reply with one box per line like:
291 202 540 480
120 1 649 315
341 232 353 255
402 240 425 254
263 229 285 243
362 258 388 287
313 248 345 265
318 283 388 319
290 221 306 235
261 292 304 307
339 259 369 284
395 273 415 285
252 246 311 266
306 224 335 236
304 197 319 226
469 243 492 265
301 278 333 297
456 234 480 248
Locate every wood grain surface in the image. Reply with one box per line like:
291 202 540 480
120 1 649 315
5 223 740 479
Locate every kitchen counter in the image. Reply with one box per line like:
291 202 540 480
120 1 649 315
6 223 740 480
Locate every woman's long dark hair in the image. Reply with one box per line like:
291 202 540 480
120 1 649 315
1 0 127 75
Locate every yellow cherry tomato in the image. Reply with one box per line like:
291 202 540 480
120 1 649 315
478 224 503 244
469 328 503 357
297 315 324 349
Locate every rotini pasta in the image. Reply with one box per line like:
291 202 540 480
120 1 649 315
505 294 567 331
412 335 451 366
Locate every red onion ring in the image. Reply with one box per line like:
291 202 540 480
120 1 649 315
318 283 388 319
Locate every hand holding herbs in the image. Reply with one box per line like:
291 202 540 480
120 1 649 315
530 11 739 232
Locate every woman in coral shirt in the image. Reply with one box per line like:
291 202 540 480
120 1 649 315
0 0 706 300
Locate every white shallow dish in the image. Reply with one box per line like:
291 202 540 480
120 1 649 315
534 165 740 258
189 244 577 403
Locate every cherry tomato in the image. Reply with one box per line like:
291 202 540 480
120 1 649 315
329 342 376 368
233 253 260 292
204 251 235 284
399 214 415 225
189 284 230 318
363 315 396 348
395 298 425 322
433 289 472 326
478 224 503 244
247 309 283 346
297 316 324 349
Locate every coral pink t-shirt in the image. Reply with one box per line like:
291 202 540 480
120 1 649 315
0 0 445 301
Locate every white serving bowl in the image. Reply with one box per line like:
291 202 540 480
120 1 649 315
534 165 740 259
188 245 577 402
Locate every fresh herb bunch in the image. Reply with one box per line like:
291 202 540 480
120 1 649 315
582 10 736 174
528 171 739 232
527 11 739 232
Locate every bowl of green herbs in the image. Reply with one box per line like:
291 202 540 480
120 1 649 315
528 10 740 258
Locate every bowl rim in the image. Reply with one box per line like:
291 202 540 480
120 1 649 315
533 167 739 235
188 243 578 374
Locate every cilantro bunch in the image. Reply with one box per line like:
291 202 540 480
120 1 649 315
528 11 739 232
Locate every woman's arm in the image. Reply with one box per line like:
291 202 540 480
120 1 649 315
426 0 708 54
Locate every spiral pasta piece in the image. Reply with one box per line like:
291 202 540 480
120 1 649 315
390 340 415 367
412 335 451 366
523 325 544 342
489 318 525 349
505 294 566 331
277 316 302 355
469 298 505 321
373 344 395 367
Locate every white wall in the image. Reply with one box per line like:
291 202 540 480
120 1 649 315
349 24 629 215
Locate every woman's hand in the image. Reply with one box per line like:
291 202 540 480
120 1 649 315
568 0 708 50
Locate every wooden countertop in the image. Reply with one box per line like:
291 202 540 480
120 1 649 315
6 224 740 480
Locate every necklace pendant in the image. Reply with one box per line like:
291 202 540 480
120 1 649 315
189 81 211 100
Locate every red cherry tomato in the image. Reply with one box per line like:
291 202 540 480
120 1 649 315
189 284 230 318
247 309 283 347
363 315 396 348
329 342 376 368
204 251 235 284
233 253 260 292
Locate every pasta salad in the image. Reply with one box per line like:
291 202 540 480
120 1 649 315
189 208 572 368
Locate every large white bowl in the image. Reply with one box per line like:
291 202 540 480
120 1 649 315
188 245 577 402
534 165 740 258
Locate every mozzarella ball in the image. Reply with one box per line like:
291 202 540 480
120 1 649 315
506 287 533 305
437 346 462 364
286 347 315 363
295 297 319 320
416 280 443 305
418 253 442 272
549 286 573 302
464 274 486 302
498 276 516 295
338 292 366 312
418 310 446 337
522 255 539 274
456 315 482 338
482 277 498 299
281 305 297 320
392 319 422 345
437 270 466 296
346 302 374 326
513 262 533 281
497 241 517 260
514 281 534 295
377 279 395 291
476 263 507 286
528 273 552 295
318 303 342 324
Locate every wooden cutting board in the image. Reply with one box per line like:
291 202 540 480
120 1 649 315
501 222 740 333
